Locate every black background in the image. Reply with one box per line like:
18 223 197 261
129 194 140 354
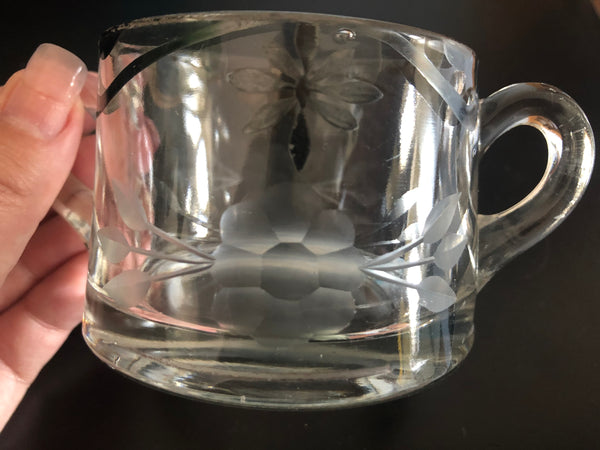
1 1 599 449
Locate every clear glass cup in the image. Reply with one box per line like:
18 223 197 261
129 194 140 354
54 11 594 409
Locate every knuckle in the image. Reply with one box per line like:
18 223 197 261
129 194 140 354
0 143 38 210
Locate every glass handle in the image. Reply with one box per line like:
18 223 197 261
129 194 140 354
52 173 94 246
476 83 594 289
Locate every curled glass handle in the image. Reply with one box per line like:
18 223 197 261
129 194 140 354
476 83 594 289
52 173 94 246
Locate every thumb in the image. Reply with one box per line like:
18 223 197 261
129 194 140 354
0 44 87 284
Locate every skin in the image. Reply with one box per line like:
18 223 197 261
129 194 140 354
0 44 96 431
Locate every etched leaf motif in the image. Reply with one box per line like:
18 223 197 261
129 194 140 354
308 96 357 130
243 97 296 133
98 227 130 263
227 68 285 93
322 79 383 104
103 270 151 306
434 233 467 270
112 181 148 231
309 49 354 82
422 194 460 244
447 205 465 236
396 188 420 217
417 276 456 313
265 40 302 80
400 222 420 243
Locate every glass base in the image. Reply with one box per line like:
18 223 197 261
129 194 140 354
82 290 474 410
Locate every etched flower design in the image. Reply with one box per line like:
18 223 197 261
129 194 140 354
210 182 365 342
97 180 468 341
209 183 467 343
228 23 382 170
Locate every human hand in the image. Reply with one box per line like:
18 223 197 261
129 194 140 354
0 44 96 430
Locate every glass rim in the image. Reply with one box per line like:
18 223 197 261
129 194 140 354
101 10 476 58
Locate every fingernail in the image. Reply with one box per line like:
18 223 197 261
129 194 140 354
1 44 87 139
80 72 98 113
81 72 98 134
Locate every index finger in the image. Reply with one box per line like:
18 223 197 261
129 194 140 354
0 44 87 285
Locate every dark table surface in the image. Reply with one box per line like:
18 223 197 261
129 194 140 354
2 1 599 449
